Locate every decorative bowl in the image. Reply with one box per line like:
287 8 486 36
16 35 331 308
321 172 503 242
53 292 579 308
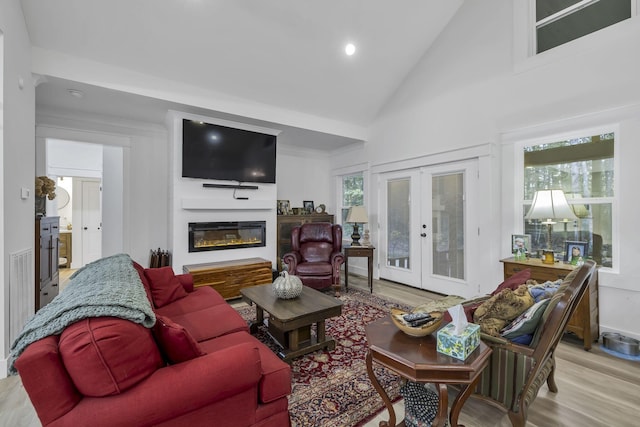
390 308 444 337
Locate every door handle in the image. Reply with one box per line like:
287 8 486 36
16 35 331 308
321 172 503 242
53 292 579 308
84 227 88 230
420 233 427 237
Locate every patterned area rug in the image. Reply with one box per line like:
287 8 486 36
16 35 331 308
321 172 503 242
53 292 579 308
235 288 416 427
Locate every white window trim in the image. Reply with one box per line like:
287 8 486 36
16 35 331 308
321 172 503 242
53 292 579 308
513 0 640 74
512 123 620 272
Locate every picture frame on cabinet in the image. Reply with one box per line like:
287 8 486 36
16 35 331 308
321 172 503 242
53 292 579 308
303 200 314 214
565 240 588 265
511 234 531 257
277 200 291 215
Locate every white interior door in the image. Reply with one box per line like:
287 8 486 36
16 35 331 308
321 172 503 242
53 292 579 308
378 170 421 287
420 161 478 296
81 179 102 265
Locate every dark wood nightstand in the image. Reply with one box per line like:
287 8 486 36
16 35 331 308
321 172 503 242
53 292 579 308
344 246 375 293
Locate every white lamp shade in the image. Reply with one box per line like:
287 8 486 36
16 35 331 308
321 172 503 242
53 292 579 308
525 190 577 223
346 206 368 224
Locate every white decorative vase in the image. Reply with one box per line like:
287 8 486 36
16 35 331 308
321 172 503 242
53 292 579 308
272 271 303 299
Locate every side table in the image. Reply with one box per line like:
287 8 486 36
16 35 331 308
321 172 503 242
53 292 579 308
344 245 375 293
365 316 492 427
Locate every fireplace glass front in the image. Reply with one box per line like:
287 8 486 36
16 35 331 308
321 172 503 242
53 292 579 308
188 221 266 252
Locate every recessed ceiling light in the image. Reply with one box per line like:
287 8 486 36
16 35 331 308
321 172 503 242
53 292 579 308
345 43 356 56
67 89 85 99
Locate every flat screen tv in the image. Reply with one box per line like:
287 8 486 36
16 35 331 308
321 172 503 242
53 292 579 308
182 119 277 184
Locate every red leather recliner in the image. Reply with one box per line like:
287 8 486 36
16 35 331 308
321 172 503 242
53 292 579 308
283 223 344 290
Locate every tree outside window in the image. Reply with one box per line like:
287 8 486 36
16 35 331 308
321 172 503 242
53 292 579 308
523 132 614 266
341 173 364 240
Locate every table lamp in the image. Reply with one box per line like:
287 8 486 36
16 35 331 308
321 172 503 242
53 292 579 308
346 206 368 246
525 189 577 264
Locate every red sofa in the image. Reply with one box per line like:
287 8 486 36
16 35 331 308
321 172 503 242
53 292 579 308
15 260 291 427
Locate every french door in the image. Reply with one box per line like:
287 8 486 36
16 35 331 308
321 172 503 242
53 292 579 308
379 170 421 286
421 161 477 296
379 161 478 297
80 179 102 265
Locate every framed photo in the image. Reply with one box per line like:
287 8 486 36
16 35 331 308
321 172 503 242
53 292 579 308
511 234 531 254
277 200 291 215
303 200 314 214
565 241 588 265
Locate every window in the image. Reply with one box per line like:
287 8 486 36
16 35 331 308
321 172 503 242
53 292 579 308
535 0 632 53
522 132 614 267
340 173 364 240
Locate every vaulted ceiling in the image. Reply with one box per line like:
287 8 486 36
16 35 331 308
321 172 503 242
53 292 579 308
21 0 463 149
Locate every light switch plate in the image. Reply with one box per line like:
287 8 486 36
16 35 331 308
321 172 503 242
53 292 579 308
21 188 30 199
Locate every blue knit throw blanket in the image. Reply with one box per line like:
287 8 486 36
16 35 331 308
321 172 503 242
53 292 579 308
8 253 155 375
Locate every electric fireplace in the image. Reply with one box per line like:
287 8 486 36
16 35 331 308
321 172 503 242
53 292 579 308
188 221 266 252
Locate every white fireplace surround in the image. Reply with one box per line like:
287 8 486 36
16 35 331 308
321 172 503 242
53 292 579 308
167 111 280 272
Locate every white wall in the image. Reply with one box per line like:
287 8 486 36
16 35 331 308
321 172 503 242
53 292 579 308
102 145 124 257
0 0 36 378
276 145 333 214
337 1 640 339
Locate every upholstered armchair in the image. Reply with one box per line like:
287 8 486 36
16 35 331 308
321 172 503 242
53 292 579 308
469 260 597 427
283 223 344 290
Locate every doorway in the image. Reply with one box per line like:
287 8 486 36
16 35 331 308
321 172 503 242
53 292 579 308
45 138 122 269
378 160 479 296
56 176 103 268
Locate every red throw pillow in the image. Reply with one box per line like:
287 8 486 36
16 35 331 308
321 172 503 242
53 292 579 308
59 317 164 397
491 268 531 296
443 301 483 323
153 315 205 364
132 261 155 307
144 267 188 308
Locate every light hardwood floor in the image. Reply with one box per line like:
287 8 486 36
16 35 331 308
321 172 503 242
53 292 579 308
2 274 638 426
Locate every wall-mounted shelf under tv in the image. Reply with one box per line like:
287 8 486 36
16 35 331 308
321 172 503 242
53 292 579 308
202 183 259 190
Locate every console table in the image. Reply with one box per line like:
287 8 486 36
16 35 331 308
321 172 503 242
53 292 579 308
500 257 599 350
183 257 273 299
344 245 375 293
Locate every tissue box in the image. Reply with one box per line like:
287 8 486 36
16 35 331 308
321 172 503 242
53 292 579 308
436 323 480 361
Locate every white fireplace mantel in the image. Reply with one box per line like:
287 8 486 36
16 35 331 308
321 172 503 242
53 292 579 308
181 198 274 211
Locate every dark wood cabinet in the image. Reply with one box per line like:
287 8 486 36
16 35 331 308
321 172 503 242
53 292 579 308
35 217 60 310
501 257 599 350
276 214 334 270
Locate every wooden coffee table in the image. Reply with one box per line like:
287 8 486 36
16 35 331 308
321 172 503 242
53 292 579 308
241 284 343 362
365 316 492 427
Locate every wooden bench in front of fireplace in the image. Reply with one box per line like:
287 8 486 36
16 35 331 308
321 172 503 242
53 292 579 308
183 257 273 300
